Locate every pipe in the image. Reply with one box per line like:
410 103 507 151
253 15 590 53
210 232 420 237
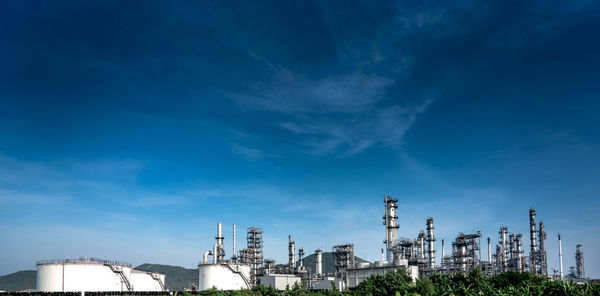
232 224 236 261
558 233 563 279
381 248 385 261
213 243 218 264
203 251 211 264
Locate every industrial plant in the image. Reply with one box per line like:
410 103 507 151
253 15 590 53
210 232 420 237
33 195 589 293
189 195 588 291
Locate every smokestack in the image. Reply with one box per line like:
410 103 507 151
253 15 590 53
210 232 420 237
558 233 563 279
315 249 323 276
426 217 436 269
487 237 492 262
442 239 445 259
232 224 236 261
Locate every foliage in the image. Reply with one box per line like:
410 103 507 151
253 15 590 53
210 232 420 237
3 269 599 295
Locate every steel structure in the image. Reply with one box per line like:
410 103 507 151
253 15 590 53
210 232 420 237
576 244 584 279
247 227 264 283
451 232 482 273
528 209 547 276
333 244 355 290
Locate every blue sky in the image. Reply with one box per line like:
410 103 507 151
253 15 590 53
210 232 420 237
1 0 599 278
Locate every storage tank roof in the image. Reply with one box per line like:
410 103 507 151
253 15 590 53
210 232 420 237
36 257 132 267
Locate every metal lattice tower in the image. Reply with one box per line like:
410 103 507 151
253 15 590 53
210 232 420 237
247 227 263 283
576 244 585 278
333 244 354 290
452 232 482 273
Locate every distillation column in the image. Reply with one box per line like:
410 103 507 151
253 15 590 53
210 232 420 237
539 221 547 275
288 235 296 269
500 227 508 272
426 217 436 270
516 234 523 272
216 222 225 263
315 249 322 276
383 196 399 263
487 237 492 262
529 209 538 274
298 248 304 268
576 244 584 279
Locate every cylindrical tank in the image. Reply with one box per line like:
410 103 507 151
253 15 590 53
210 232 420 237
198 263 250 290
36 258 165 292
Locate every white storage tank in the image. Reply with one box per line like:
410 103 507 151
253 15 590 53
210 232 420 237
36 257 166 292
198 263 251 290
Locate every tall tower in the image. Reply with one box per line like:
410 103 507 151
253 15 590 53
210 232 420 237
529 209 538 274
426 217 436 270
315 249 323 276
288 235 296 269
538 221 547 275
247 227 264 283
576 244 585 279
558 233 564 279
383 195 399 263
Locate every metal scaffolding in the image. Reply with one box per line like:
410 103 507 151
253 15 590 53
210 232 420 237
247 227 264 283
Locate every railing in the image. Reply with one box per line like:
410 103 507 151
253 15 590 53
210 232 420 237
36 257 132 267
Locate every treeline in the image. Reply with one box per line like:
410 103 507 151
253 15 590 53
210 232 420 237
2 269 598 295
191 269 599 296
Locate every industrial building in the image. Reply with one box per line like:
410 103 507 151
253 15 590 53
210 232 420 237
36 257 166 292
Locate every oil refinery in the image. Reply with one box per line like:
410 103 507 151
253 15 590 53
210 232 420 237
33 195 588 292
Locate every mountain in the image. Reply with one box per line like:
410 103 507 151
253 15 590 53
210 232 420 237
135 263 197 291
0 270 36 292
298 252 370 275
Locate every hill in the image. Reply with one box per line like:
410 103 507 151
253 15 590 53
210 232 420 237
299 252 369 275
135 263 197 291
0 270 36 292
